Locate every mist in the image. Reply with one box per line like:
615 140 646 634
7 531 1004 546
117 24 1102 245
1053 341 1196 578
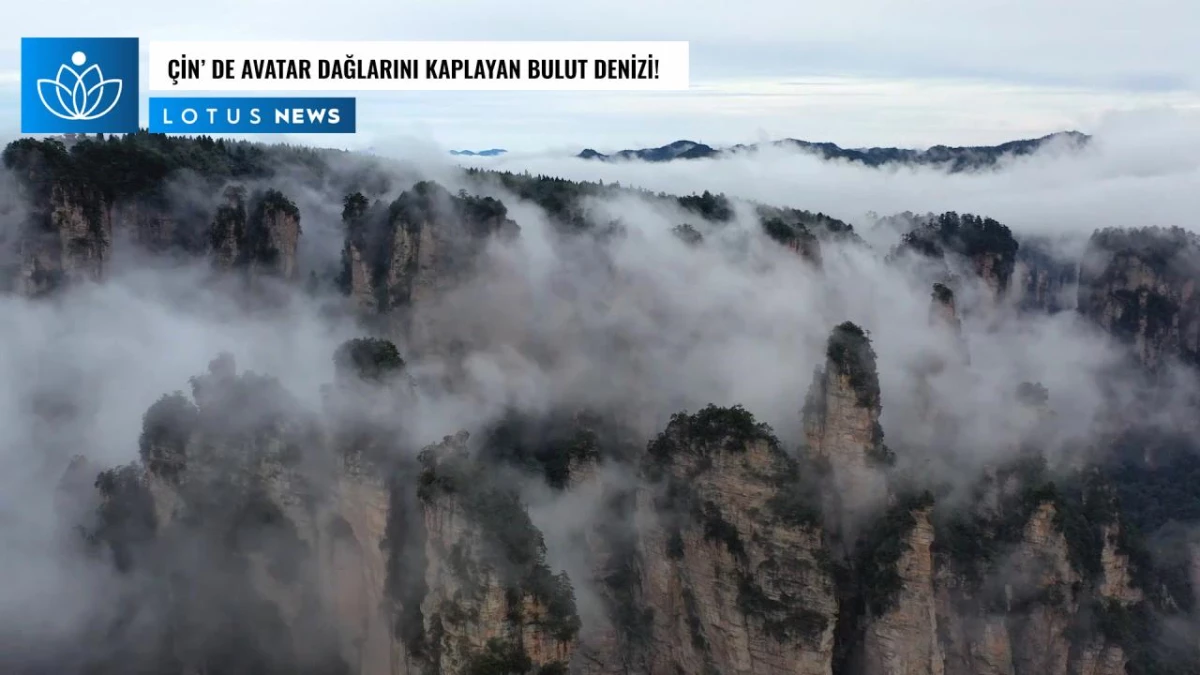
2 111 1198 669
455 108 1200 243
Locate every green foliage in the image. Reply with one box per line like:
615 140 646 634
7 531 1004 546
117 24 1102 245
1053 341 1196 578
1080 226 1200 365
646 404 779 473
935 456 1053 585
341 191 370 222
78 356 350 675
856 491 935 616
671 223 704 245
677 191 733 222
931 282 954 305
92 464 157 573
417 448 581 642
240 188 300 271
761 217 820 258
1110 289 1181 349
210 184 246 248
866 421 896 467
757 205 858 244
2 133 347 206
934 457 1152 615
339 180 515 310
1088 226 1200 276
736 574 828 642
698 500 746 560
389 181 509 233
471 170 618 232
479 409 603 489
767 480 823 528
826 321 881 409
463 638 533 675
1104 430 1200 610
1080 597 1200 675
762 448 825 528
333 337 406 383
139 391 198 482
900 212 1019 288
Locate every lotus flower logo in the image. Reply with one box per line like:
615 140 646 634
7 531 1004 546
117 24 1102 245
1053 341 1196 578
37 51 123 121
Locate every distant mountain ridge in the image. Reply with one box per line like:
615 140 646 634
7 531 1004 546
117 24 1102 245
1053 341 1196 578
450 148 508 156
578 131 1090 171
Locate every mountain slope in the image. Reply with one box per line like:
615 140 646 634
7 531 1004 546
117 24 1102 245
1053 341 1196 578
578 131 1090 171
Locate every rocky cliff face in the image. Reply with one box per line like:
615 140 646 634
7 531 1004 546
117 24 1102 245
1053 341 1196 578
73 336 1177 675
327 453 403 675
1006 502 1081 675
408 431 580 675
929 283 961 336
862 506 943 675
935 568 1014 675
2 140 305 294
209 185 302 281
929 457 1156 675
81 350 581 675
1010 237 1077 314
802 322 892 534
1078 226 1200 369
896 212 1019 305
340 182 519 314
638 406 837 675
9 183 111 296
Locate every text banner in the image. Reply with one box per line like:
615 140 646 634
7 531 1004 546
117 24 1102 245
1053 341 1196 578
148 97 356 133
148 41 689 91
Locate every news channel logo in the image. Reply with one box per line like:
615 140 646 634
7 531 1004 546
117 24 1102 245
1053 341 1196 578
21 37 140 133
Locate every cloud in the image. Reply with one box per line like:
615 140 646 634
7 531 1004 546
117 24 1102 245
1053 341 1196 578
457 107 1200 238
2 105 1199 665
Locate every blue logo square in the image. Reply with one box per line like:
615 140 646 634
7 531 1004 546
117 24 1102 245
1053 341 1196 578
21 37 139 134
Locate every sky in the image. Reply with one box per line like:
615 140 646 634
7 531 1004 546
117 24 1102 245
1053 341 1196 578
1 0 1198 150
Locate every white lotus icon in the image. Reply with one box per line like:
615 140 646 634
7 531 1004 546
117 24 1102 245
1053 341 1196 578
37 51 123 121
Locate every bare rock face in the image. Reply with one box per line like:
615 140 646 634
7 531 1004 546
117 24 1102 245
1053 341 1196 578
1097 523 1143 605
862 506 944 675
803 322 892 534
1078 226 1200 369
929 283 962 335
326 457 403 675
9 183 112 295
787 233 823 267
896 212 1019 305
1009 237 1077 314
339 182 519 314
1007 502 1080 675
208 185 302 280
756 207 849 268
411 431 580 674
100 350 581 675
1067 516 1142 675
638 406 837 675
2 140 112 295
935 568 1014 675
903 284 970 443
929 282 969 368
